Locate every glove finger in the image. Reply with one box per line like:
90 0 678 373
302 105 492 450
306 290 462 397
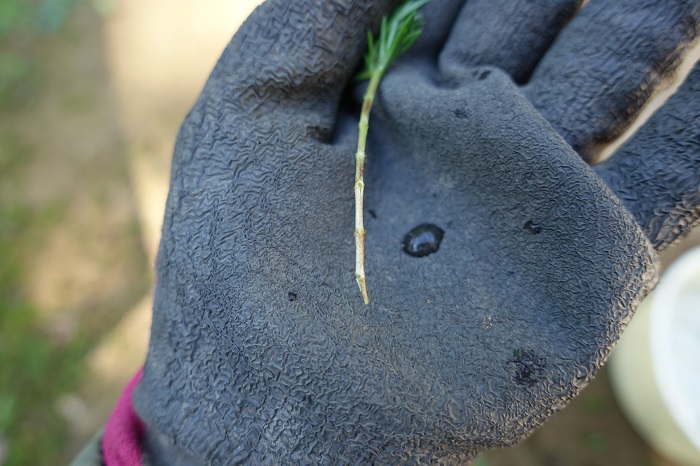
210 0 399 129
406 0 467 58
438 0 583 83
525 0 700 163
594 60 700 251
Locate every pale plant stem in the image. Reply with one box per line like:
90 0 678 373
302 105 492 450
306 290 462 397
355 71 382 304
352 0 426 304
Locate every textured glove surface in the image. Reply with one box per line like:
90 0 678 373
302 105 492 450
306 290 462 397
134 0 699 464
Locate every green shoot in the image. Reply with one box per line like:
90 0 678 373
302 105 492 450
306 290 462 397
353 0 427 304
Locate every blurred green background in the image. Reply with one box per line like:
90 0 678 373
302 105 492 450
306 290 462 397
1 1 148 464
0 1 698 465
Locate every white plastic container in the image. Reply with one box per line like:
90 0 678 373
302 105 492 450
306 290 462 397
609 246 700 466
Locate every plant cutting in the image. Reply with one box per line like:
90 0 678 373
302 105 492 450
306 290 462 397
353 0 428 304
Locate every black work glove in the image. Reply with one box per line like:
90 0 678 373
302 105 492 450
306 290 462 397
133 0 700 464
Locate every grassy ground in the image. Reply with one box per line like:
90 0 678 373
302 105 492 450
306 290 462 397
0 2 149 464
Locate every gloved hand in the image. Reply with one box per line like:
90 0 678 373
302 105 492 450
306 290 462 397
133 0 700 464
